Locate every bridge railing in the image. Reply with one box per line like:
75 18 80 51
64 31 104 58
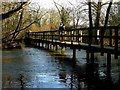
28 26 120 46
25 26 120 57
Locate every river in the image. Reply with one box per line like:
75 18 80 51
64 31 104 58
2 47 120 89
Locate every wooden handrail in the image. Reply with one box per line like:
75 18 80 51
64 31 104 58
25 26 120 58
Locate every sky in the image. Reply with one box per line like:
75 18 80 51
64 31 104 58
1 0 119 9
1 0 119 2
30 0 119 9
30 0 77 9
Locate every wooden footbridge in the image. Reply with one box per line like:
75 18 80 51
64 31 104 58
25 26 120 58
25 26 120 81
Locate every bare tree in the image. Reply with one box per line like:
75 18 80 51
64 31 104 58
53 0 71 27
68 0 88 28
109 2 120 26
1 1 30 20
2 1 47 48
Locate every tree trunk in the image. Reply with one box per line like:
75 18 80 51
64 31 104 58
88 1 93 44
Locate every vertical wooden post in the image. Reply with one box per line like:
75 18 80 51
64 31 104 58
44 43 46 49
106 52 112 83
47 43 49 50
86 50 89 63
61 46 65 55
56 45 58 51
53 45 57 53
42 42 44 48
91 51 94 65
73 49 76 60
49 44 52 50
39 43 41 47
36 42 38 47
25 31 30 46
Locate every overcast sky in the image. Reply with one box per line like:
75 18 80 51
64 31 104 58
30 0 77 9
1 0 119 8
30 0 119 9
2 0 119 2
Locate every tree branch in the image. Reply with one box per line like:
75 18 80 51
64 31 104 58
53 0 61 17
11 10 23 41
2 21 35 40
104 0 113 27
0 1 29 20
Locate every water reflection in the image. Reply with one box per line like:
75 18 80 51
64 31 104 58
2 47 120 89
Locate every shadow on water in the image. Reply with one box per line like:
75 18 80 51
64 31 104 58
49 49 120 90
48 51 87 89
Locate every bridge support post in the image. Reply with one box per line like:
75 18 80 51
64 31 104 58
73 49 76 60
53 45 57 53
50 44 52 50
42 42 44 48
91 51 94 65
45 43 47 49
61 46 65 55
38 42 40 47
37 42 39 47
39 43 41 47
35 42 37 47
56 45 58 51
86 50 90 63
47 43 49 50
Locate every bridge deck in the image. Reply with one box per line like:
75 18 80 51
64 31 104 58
31 39 120 55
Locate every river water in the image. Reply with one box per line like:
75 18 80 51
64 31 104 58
2 47 120 89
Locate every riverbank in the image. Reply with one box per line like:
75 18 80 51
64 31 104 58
2 42 26 50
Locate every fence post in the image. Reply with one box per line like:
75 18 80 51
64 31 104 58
73 49 76 60
25 31 30 46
